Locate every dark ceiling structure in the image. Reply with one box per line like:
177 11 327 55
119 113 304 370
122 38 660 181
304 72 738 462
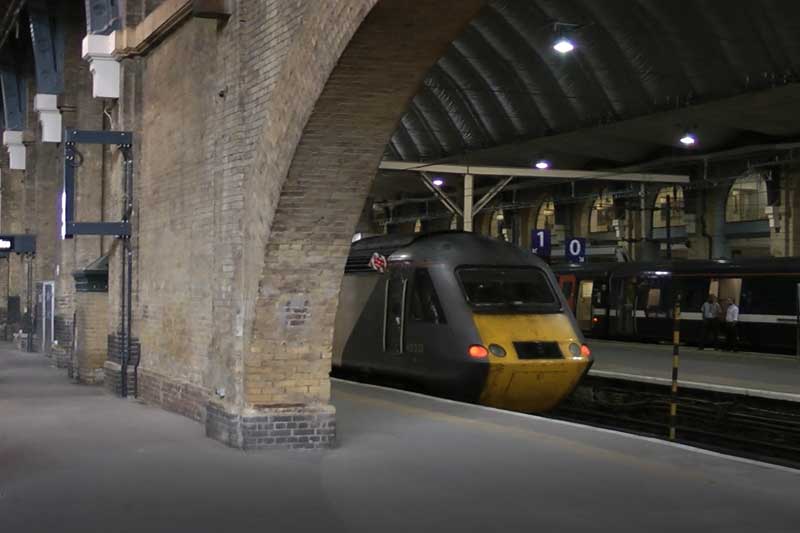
384 0 800 170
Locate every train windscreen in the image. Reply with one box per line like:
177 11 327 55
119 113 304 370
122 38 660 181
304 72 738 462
457 267 560 312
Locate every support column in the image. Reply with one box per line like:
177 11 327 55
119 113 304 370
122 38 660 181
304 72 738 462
463 174 474 232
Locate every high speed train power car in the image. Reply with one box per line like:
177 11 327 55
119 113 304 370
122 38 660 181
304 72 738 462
333 232 593 412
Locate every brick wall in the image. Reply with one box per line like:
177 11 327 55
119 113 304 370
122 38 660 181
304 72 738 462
73 291 109 384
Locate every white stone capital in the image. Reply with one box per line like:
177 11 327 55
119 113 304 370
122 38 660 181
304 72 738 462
82 33 120 99
2 130 26 170
33 93 63 143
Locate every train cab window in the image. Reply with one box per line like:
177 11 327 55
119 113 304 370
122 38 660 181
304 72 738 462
410 269 446 324
458 267 559 312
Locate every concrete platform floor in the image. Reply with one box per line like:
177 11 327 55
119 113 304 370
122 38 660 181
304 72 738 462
589 339 800 399
2 345 799 533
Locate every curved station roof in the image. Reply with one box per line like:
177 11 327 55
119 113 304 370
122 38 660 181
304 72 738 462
385 0 800 170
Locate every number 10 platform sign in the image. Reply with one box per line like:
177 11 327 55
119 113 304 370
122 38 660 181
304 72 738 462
531 229 551 259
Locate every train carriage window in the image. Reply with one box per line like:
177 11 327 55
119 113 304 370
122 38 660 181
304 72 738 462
716 278 742 306
676 278 709 312
637 277 671 318
410 269 446 324
740 278 796 315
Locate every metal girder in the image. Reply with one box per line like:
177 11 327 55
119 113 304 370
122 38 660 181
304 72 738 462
0 70 26 130
65 129 133 145
473 176 513 216
420 172 462 217
28 4 65 94
63 130 133 239
379 161 690 184
84 0 121 35
66 222 130 236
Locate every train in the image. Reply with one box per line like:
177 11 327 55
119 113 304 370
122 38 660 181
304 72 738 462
333 232 593 412
553 258 800 354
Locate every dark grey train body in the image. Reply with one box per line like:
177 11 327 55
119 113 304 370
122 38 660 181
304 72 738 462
334 232 592 411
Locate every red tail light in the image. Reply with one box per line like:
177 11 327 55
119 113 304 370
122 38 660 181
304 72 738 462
592 317 599 324
468 345 489 359
580 344 591 358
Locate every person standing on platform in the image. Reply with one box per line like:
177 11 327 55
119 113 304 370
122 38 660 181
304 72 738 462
699 294 721 350
724 298 740 352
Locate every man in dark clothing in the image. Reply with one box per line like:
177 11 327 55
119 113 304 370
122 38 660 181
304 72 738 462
699 294 720 350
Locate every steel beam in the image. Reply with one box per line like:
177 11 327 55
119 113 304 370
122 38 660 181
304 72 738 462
67 222 130 236
379 161 690 184
28 4 65 94
85 0 121 35
65 129 133 145
420 173 462 218
0 70 25 130
463 174 474 232
473 176 514 216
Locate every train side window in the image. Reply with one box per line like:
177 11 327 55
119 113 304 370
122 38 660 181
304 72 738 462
740 278 796 315
410 269 447 324
561 281 574 301
677 278 709 311
717 278 741 306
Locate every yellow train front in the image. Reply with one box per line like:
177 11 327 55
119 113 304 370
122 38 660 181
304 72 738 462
334 232 592 413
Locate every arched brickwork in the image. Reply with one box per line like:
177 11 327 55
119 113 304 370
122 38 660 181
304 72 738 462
241 0 485 412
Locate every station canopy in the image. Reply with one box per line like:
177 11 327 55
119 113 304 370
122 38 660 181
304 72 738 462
383 0 800 171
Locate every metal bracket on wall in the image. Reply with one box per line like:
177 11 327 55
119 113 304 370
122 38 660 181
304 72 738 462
63 129 133 239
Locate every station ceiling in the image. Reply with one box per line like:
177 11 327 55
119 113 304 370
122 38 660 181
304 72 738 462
383 0 800 172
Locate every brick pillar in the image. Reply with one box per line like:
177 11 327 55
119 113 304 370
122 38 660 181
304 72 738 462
52 4 109 369
72 290 109 384
211 0 484 450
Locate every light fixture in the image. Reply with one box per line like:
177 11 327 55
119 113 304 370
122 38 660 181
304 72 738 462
553 37 575 54
535 159 550 170
552 22 579 54
680 132 697 146
432 177 444 187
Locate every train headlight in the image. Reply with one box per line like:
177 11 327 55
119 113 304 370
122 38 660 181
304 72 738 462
488 344 506 357
568 343 581 358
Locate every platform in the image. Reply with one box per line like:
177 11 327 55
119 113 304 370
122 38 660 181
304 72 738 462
588 339 800 401
1 345 799 532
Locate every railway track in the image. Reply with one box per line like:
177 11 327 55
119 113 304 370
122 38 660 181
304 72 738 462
549 375 800 468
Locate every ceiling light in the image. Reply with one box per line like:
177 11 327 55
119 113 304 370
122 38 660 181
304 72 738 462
680 132 697 146
535 159 550 170
553 37 575 54
432 178 444 187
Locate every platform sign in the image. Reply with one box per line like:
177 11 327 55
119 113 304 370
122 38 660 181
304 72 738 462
566 237 586 263
531 229 551 259
0 234 35 254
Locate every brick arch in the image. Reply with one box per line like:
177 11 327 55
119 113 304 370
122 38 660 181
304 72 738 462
236 1 485 426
